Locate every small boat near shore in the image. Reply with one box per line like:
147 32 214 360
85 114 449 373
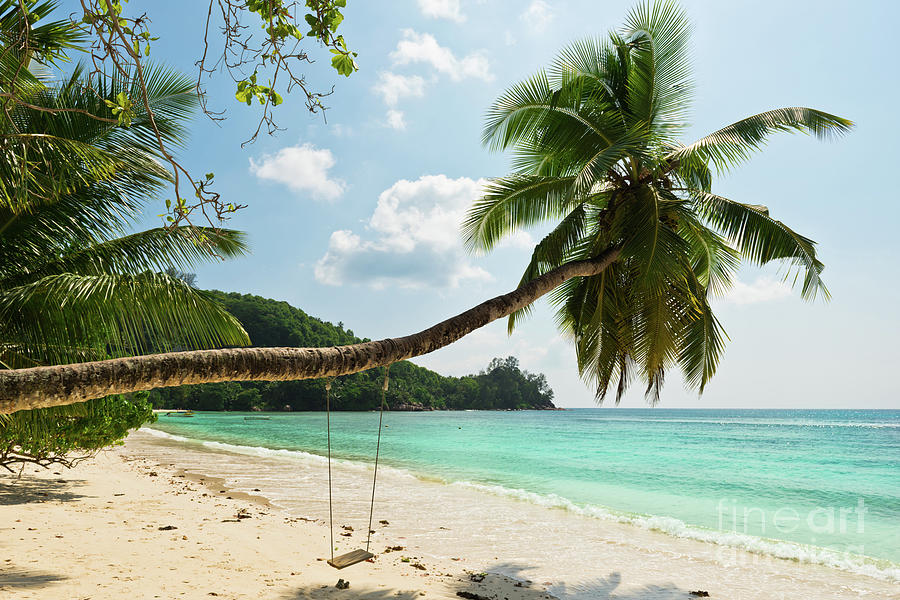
154 409 195 417
243 416 271 421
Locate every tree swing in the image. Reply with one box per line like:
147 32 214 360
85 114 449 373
323 366 390 569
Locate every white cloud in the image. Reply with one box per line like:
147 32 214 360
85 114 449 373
390 30 493 82
521 0 554 33
372 71 426 107
504 30 516 46
249 143 346 201
385 109 407 130
375 31 492 129
721 277 793 305
417 0 465 22
315 175 501 289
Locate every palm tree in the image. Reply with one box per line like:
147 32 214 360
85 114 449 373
0 0 852 412
462 0 852 402
0 8 250 440
1 63 250 370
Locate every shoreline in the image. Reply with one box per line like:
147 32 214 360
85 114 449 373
143 419 899 584
1 430 897 599
1 445 546 600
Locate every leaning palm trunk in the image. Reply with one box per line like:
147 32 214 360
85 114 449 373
0 250 619 414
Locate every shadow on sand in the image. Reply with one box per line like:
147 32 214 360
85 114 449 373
0 568 67 590
279 562 701 600
547 572 698 600
280 588 421 600
490 562 699 599
0 474 88 506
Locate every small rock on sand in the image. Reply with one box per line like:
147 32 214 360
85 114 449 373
456 592 490 600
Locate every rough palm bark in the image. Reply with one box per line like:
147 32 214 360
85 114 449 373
0 250 620 414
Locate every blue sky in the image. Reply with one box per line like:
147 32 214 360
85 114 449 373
86 0 898 408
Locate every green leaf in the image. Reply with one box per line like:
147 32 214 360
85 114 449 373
331 54 355 76
235 88 252 105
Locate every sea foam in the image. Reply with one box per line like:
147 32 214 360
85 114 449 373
450 480 900 583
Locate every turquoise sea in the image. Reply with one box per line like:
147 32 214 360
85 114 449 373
148 408 900 581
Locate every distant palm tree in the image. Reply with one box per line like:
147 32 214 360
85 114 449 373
463 0 852 402
0 0 852 412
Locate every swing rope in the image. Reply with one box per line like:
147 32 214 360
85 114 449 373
366 365 389 552
325 378 335 562
324 366 390 563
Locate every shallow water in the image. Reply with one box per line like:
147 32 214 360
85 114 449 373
145 408 900 586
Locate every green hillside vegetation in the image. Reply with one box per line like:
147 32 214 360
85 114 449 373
149 292 556 411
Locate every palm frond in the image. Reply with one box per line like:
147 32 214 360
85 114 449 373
0 0 84 67
507 204 590 333
7 227 247 286
677 262 728 393
622 0 693 139
678 211 739 297
463 175 581 253
610 186 690 288
571 125 648 193
0 272 250 366
0 187 140 278
669 107 853 172
482 70 619 153
95 63 198 153
693 191 828 300
551 36 626 109
630 278 680 404
1 63 198 213
0 133 120 212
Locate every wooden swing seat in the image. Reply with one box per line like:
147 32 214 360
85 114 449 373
328 549 374 569
324 372 389 571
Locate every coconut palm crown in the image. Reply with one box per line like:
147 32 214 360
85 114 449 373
463 0 852 403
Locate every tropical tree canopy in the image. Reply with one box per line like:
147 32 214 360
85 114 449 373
0 0 358 228
463 0 852 403
0 63 250 370
0 9 251 464
0 392 154 471
0 0 852 414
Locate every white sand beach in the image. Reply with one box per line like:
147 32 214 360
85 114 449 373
1 430 897 600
